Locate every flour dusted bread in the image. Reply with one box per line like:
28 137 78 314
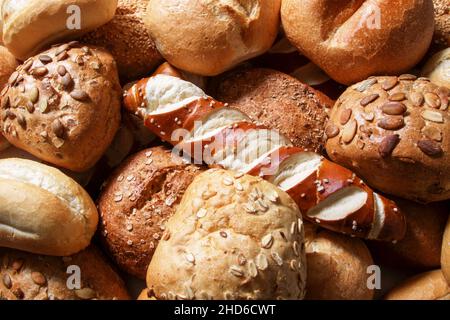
146 169 307 300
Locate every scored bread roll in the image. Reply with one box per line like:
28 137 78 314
326 75 450 202
146 169 307 300
304 224 374 300
443 216 450 284
384 270 450 300
0 158 98 256
98 146 203 279
144 0 281 76
422 48 450 88
80 0 162 82
0 43 122 172
281 0 435 85
211 68 332 153
1 0 118 60
0 246 130 300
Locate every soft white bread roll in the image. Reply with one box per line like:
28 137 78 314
384 270 450 300
304 224 374 300
281 0 435 85
422 48 450 88
0 158 98 256
443 216 450 284
1 0 118 60
147 169 307 300
144 0 281 76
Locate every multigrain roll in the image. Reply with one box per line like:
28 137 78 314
433 0 450 48
384 270 450 300
326 76 450 202
443 216 450 283
422 48 450 88
281 0 435 84
144 0 281 76
0 246 130 300
1 0 117 60
146 169 307 300
98 146 203 279
0 158 98 256
211 68 333 153
0 43 122 172
80 0 162 82
0 45 17 87
304 224 374 300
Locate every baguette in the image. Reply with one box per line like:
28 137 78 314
123 72 406 241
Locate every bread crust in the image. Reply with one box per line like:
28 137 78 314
442 215 450 284
0 45 17 87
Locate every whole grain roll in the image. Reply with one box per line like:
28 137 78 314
98 146 203 279
433 0 450 48
0 45 17 87
147 169 307 300
211 68 332 153
0 246 130 300
326 75 450 202
281 0 435 85
0 43 122 172
80 0 162 82
304 224 374 300
144 0 281 76
1 0 117 60
443 216 450 283
422 48 450 88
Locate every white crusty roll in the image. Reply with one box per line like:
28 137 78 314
0 158 98 256
1 0 118 60
146 169 307 300
123 71 406 241
144 0 281 76
281 0 435 85
422 48 450 88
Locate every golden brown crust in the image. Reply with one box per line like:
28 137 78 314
98 146 204 279
0 45 17 88
326 76 450 202
304 224 374 300
211 68 332 153
0 43 122 172
0 246 130 300
147 169 307 300
443 215 450 283
281 0 435 85
80 0 162 82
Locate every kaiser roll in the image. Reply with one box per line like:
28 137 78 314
422 48 450 88
325 76 450 202
443 215 450 284
144 0 281 76
281 0 435 85
0 158 98 256
1 0 117 60
0 246 130 300
98 146 203 279
0 43 122 172
146 169 307 300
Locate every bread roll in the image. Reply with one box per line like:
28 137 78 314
0 133 8 151
80 0 162 82
443 216 450 284
0 158 98 256
1 0 117 60
326 76 450 202
281 0 435 85
144 0 281 76
369 199 449 269
0 45 17 87
433 0 450 48
211 68 332 153
304 224 374 300
147 169 307 300
384 270 450 300
0 43 122 172
422 48 450 88
0 246 130 300
98 146 203 279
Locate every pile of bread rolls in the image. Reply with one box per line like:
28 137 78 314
0 0 448 300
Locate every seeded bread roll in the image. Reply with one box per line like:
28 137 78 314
281 0 435 85
433 0 450 48
443 216 450 284
326 76 450 202
384 270 450 300
303 224 374 300
144 0 281 76
98 146 204 279
0 43 122 172
146 169 307 300
1 0 117 60
80 0 162 82
0 246 130 300
211 68 332 153
0 45 17 87
369 199 449 269
422 48 450 88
